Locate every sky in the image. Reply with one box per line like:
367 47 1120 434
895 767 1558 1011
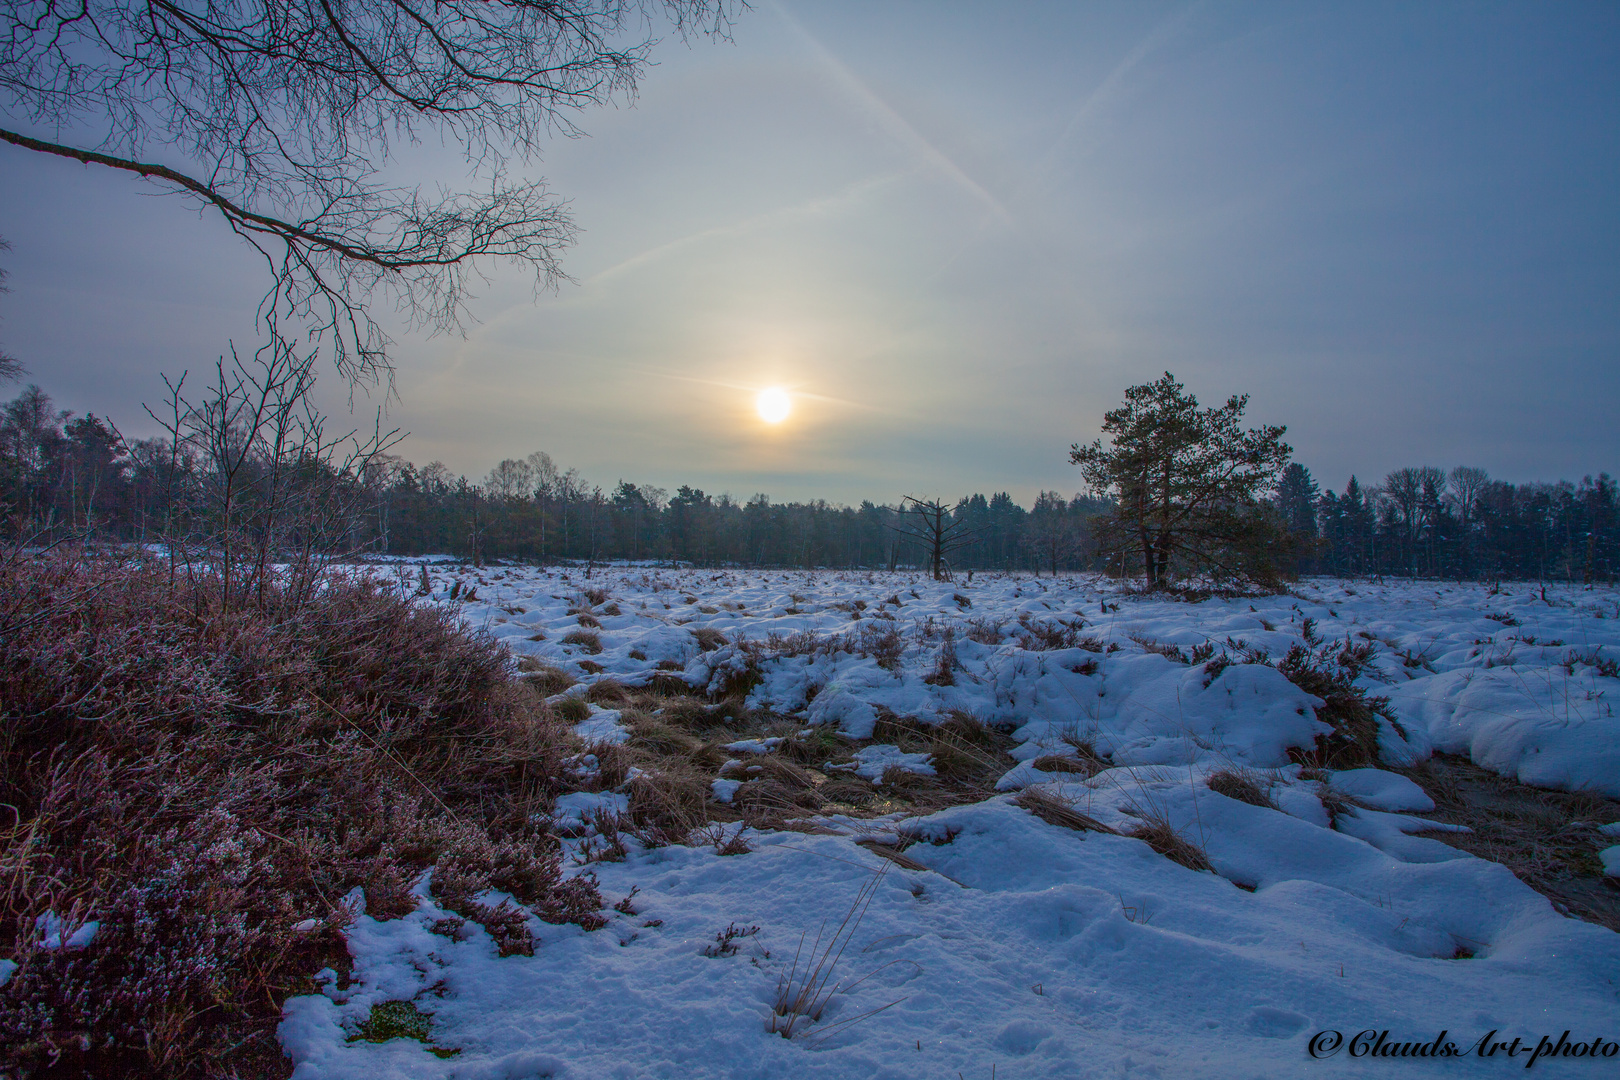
1 0 1616 506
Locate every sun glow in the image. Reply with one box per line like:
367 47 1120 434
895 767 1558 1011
756 387 792 424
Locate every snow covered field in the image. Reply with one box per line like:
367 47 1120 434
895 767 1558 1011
282 568 1620 1078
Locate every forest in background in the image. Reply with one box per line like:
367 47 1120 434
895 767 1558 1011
1 382 1616 581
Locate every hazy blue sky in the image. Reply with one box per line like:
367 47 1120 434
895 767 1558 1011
2 0 1616 504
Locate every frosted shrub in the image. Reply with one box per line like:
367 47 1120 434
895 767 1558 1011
0 549 597 1077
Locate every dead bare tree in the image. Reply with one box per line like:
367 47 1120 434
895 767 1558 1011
1448 466 1490 525
0 236 21 384
887 496 984 581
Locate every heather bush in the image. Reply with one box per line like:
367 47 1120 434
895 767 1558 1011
0 549 594 1078
1275 638 1402 768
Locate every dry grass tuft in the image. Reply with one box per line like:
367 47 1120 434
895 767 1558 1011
817 773 878 809
711 652 764 701
691 626 728 652
647 695 732 737
1032 755 1094 775
768 867 895 1040
854 839 932 873
555 696 592 723
878 765 941 792
927 716 1008 783
1058 733 1112 775
581 741 633 791
921 632 958 686
778 727 845 769
1125 813 1215 872
586 678 630 704
1314 780 1357 826
732 758 824 824
645 671 692 696
869 709 920 747
863 710 1016 806
560 629 603 654
935 710 1000 748
624 768 711 845
520 664 575 696
622 711 709 760
1207 768 1277 809
1013 787 1117 834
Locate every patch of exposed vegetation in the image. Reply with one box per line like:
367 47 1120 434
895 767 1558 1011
1207 768 1277 809
561 628 604 654
350 1000 460 1058
0 550 599 1078
1275 637 1400 769
1125 813 1215 873
1013 787 1116 834
1402 754 1620 933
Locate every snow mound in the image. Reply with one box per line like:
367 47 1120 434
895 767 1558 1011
828 744 936 783
1327 768 1436 812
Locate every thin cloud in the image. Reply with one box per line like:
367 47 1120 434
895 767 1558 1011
642 369 899 415
588 171 905 285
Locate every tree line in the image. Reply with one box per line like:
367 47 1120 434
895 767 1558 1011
391 458 1109 572
0 382 1106 573
1 379 1613 581
1275 462 1619 583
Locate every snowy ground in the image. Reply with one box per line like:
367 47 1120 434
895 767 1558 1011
283 568 1620 1077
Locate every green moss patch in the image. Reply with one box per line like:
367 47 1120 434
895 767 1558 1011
350 999 460 1058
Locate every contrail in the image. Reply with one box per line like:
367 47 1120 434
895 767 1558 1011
928 2 1202 284
769 0 1012 224
1042 1 1206 169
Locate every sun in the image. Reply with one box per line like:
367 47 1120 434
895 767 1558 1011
756 387 792 424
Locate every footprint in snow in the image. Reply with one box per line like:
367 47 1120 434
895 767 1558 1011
1245 1006 1310 1038
994 1018 1055 1055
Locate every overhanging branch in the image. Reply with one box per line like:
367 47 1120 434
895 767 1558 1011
5 126 431 269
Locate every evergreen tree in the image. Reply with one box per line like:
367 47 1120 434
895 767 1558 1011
1275 463 1319 573
1070 373 1293 588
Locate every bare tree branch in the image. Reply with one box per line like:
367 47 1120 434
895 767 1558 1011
0 1 741 384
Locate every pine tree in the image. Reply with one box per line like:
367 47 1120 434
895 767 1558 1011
1070 372 1293 589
